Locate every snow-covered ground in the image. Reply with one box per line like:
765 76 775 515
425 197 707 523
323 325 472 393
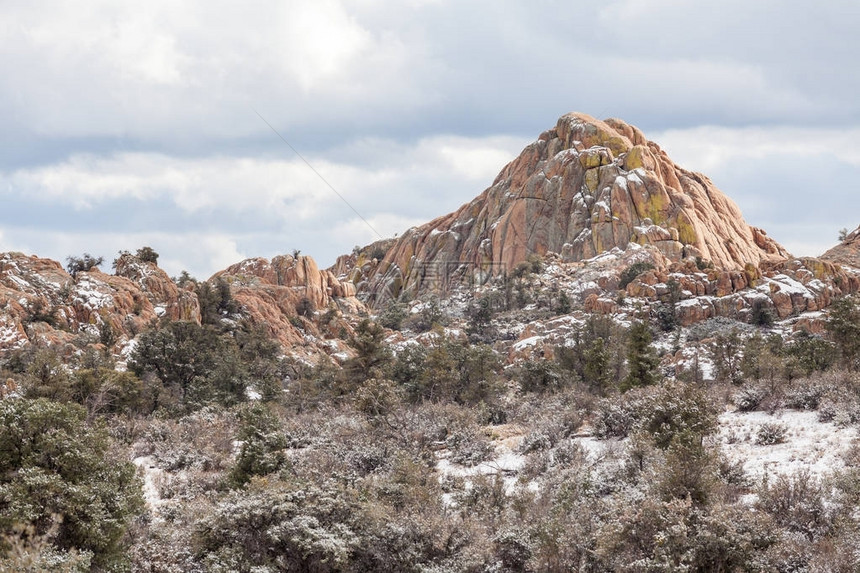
133 456 168 519
437 408 859 502
715 409 858 479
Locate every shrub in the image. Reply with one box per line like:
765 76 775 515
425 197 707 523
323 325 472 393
618 261 654 290
229 403 289 486
0 399 143 569
750 299 775 327
377 302 407 331
756 470 830 541
128 321 250 410
734 384 769 412
295 296 315 319
402 297 447 333
65 253 103 277
755 422 787 445
785 331 837 377
621 320 660 391
196 278 239 326
23 299 57 327
135 246 159 264
784 379 827 410
826 295 860 370
517 360 565 394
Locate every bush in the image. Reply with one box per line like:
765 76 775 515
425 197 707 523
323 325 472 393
756 470 831 541
618 261 654 290
377 302 408 331
196 278 239 326
135 246 159 264
750 299 775 327
734 384 769 412
0 399 143 569
621 320 660 391
65 253 103 277
826 295 860 370
23 300 57 327
594 382 717 448
128 321 250 411
295 296 315 319
402 297 448 333
517 360 566 394
755 422 787 445
229 403 289 486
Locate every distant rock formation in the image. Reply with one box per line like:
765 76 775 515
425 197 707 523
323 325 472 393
0 252 199 353
353 113 789 302
0 251 364 362
211 254 365 352
822 225 860 269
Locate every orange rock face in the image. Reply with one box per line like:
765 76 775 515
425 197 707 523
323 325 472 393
360 113 789 302
0 252 200 352
0 251 364 362
212 255 366 353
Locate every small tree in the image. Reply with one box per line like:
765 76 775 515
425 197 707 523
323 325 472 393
344 319 391 383
826 295 860 370
135 246 159 264
622 320 660 391
295 296 314 319
619 261 654 290
0 399 143 568
709 331 744 384
65 253 104 277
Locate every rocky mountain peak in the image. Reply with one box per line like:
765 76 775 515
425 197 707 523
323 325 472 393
357 112 789 302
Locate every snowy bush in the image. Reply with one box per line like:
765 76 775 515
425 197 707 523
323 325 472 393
734 384 769 412
784 379 827 410
755 422 787 445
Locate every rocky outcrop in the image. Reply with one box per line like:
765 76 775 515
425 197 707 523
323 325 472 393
356 113 789 304
0 252 199 353
822 225 860 269
0 250 365 363
211 254 365 352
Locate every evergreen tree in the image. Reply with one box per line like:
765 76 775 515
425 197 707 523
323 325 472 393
826 295 860 370
0 399 143 568
622 320 660 391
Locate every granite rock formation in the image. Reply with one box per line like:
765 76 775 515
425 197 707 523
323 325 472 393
356 113 789 303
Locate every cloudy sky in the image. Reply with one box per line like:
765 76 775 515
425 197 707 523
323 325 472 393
2 0 859 279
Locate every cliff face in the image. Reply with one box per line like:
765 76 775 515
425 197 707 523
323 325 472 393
358 113 789 302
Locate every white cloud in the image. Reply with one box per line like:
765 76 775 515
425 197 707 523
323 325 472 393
1 1 858 276
0 227 248 281
0 133 528 275
275 0 372 91
650 125 860 257
332 213 429 250
651 126 860 174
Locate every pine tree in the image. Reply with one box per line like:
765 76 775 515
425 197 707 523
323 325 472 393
826 295 860 370
622 320 660 391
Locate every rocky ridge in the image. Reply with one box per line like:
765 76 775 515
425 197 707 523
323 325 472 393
0 252 199 354
349 113 789 303
0 251 365 363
